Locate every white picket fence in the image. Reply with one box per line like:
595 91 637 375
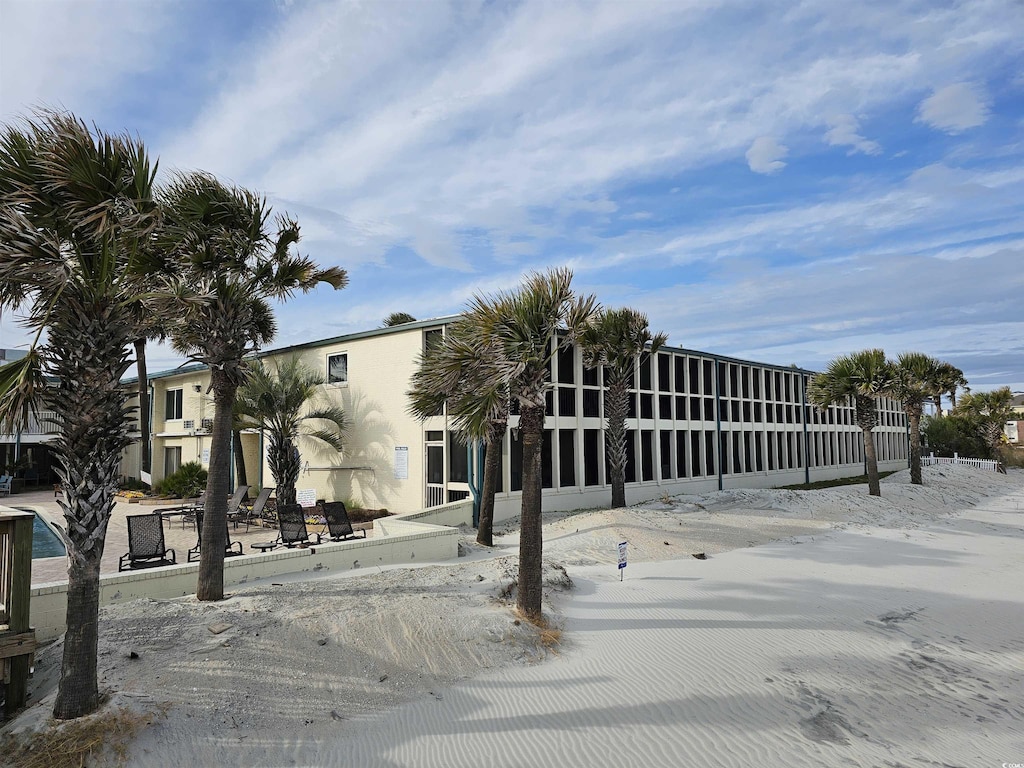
922 453 1001 472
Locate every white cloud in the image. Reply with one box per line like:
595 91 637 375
746 137 788 175
824 114 881 155
0 0 171 123
917 83 991 133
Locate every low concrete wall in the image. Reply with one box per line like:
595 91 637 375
30 518 460 642
387 498 473 529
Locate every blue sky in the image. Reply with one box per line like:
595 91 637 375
1 0 1022 392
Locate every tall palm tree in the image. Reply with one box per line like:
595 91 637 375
159 172 347 601
407 317 509 546
0 111 161 719
931 361 967 415
954 386 1013 457
580 308 667 508
807 349 894 496
236 356 347 506
469 268 596 621
889 352 944 485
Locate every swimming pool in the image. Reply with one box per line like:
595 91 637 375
31 513 67 559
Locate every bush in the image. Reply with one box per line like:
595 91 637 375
922 414 990 459
156 461 207 499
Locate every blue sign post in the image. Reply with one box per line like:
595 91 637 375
618 541 627 581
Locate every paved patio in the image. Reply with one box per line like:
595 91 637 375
6 489 366 585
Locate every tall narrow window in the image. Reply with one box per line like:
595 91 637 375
641 430 654 482
164 389 183 420
584 429 601 486
163 446 182 477
448 433 468 483
559 429 576 487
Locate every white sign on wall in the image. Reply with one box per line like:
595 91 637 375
296 488 317 508
394 446 409 480
201 448 210 464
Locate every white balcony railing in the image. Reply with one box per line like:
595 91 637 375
5 411 61 436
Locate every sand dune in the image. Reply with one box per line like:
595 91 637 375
4 464 1023 767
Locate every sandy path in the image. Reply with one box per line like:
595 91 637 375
4 465 1023 767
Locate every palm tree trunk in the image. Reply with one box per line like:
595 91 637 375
232 428 247 487
604 380 628 508
197 368 236 601
477 419 505 547
270 438 300 506
932 394 942 416
50 313 133 719
862 427 881 496
134 338 151 477
517 404 545 622
52 551 102 718
908 405 923 485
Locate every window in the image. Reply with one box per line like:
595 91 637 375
559 429 576 487
424 329 443 352
327 353 348 385
163 446 182 477
448 433 468 483
165 389 183 420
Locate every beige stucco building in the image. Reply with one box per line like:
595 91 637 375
120 319 911 523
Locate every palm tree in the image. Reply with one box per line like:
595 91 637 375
236 356 347 506
159 171 347 601
954 387 1013 457
807 349 894 496
889 352 944 485
130 314 171 483
383 312 417 327
407 318 508 546
931 361 967 415
469 268 596 621
0 111 160 719
580 308 667 508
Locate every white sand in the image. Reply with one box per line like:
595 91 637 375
5 464 1024 767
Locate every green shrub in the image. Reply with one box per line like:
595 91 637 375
922 414 990 459
158 461 207 499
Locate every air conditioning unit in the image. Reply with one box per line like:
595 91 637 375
201 418 214 431
194 428 210 435
183 420 195 430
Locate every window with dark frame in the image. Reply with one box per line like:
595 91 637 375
327 353 348 385
165 389 183 420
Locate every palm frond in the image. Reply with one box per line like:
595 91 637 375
0 351 45 434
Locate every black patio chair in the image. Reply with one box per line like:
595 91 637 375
277 503 322 547
119 514 177 571
322 501 366 542
231 487 272 532
187 511 244 562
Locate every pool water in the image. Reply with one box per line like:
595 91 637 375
31 514 67 558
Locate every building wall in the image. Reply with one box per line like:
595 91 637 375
126 323 910 517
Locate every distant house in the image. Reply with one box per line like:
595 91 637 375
1006 392 1024 444
119 319 911 522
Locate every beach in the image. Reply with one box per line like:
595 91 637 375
4 464 1023 767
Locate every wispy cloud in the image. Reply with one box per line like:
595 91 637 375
2 0 1023 389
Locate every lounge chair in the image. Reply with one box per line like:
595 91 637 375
184 485 249 530
0 475 11 496
322 501 366 542
119 514 177 571
187 511 244 562
277 503 322 547
230 487 270 532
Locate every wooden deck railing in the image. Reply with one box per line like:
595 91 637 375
1 509 36 716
